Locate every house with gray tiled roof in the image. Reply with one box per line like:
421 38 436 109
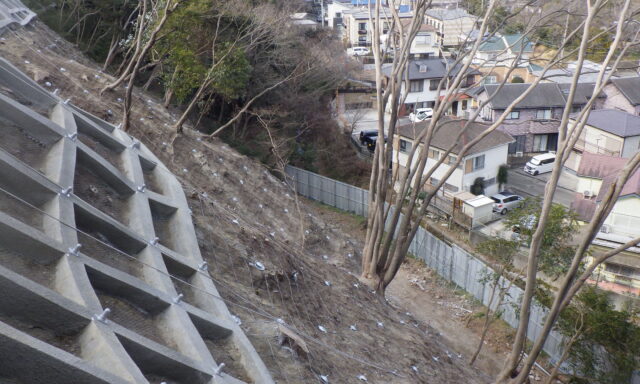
383 57 479 116
603 76 640 116
570 152 640 294
471 83 605 160
563 109 640 190
392 117 514 196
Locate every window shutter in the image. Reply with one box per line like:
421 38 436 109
465 159 472 173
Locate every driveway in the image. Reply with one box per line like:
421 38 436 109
343 108 410 136
505 169 574 208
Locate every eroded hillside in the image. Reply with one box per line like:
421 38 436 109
0 21 490 383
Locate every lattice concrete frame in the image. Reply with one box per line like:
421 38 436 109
0 58 274 384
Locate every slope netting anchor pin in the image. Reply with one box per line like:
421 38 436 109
198 261 208 271
148 237 159 246
93 308 111 323
213 363 225 376
172 293 184 304
67 243 82 257
60 187 73 198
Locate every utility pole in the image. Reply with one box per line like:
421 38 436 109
321 0 325 27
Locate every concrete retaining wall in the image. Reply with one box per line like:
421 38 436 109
0 58 273 383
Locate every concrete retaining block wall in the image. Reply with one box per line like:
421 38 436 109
0 58 273 384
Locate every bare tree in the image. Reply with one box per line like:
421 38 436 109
495 2 640 382
362 1 640 380
99 0 178 131
345 104 370 135
361 0 556 293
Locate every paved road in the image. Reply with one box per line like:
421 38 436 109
505 169 574 207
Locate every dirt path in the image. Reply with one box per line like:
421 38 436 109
386 264 510 378
308 203 517 379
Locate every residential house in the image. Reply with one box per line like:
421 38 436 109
392 117 514 197
565 109 640 172
570 153 640 294
425 8 477 47
383 58 477 116
472 83 604 161
602 77 640 115
342 6 412 47
382 20 439 58
327 0 352 29
471 33 538 84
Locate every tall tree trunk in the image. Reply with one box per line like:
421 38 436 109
121 0 178 131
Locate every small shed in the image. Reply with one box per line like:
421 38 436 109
453 192 494 228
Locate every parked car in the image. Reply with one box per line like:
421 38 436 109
524 153 556 176
491 191 524 215
363 135 387 152
347 47 371 56
359 129 378 144
409 107 433 122
510 214 537 242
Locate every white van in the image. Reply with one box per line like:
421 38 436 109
524 153 556 176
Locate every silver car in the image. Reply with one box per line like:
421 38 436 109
491 191 524 215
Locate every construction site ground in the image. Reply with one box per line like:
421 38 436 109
0 21 537 383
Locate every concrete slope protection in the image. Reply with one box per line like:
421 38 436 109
0 54 273 383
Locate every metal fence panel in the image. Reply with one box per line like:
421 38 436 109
285 165 566 364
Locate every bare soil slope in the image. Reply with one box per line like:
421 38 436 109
0 21 490 383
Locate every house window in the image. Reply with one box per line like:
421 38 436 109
429 148 440 159
399 139 412 153
505 111 520 120
448 154 457 165
409 80 424 92
465 75 475 87
415 34 432 45
473 155 485 170
358 22 367 31
508 135 526 154
429 79 440 91
465 155 485 173
461 100 468 110
536 109 552 120
419 64 427 73
484 75 497 84
571 106 582 113
533 133 558 152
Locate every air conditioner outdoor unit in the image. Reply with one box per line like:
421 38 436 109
583 190 592 198
515 151 524 157
600 224 611 234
